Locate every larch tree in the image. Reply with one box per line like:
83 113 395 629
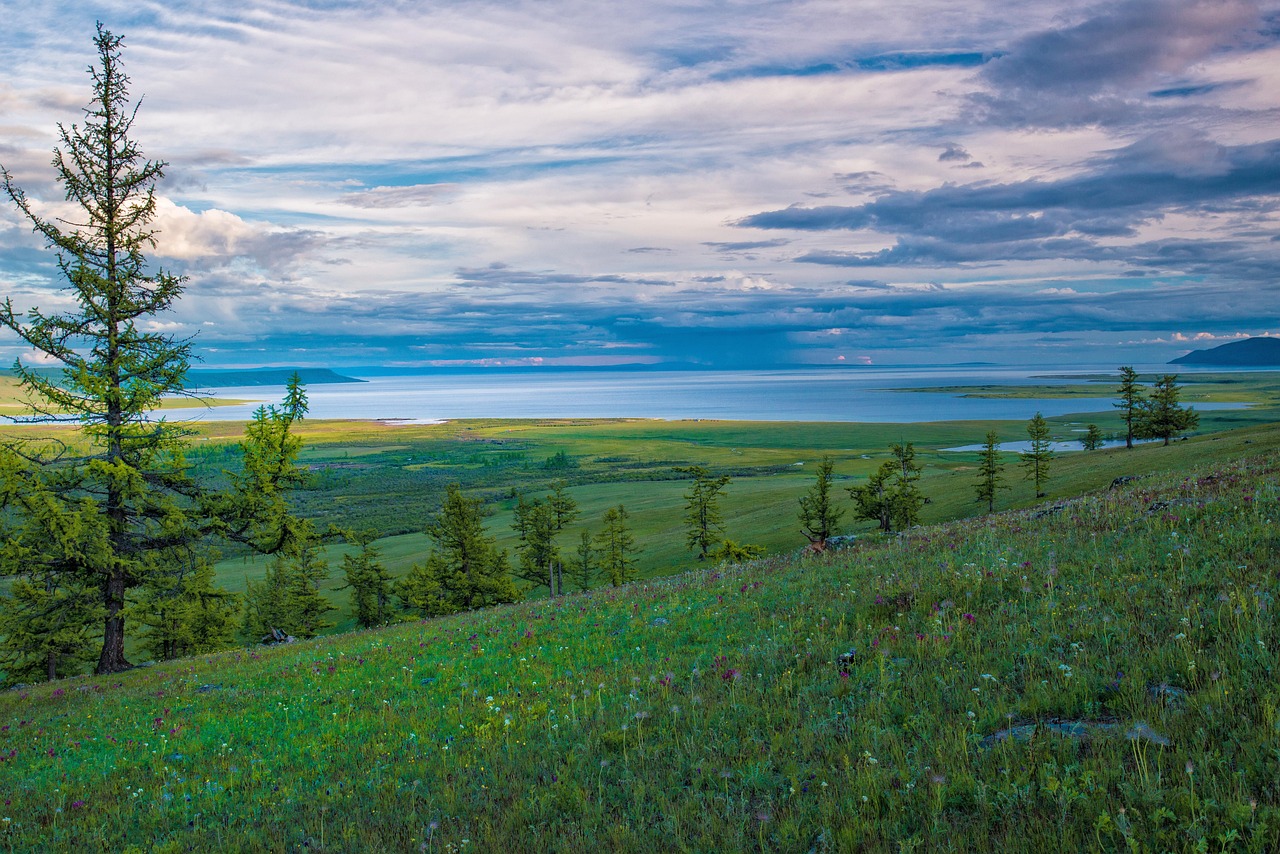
511 482 578 596
396 484 517 617
0 27 310 680
595 505 639 586
338 529 393 629
1115 366 1145 449
848 443 924 533
0 25 204 674
1137 374 1199 445
1021 412 1054 498
677 465 731 560
798 455 844 548
974 430 1008 513
1080 424 1105 451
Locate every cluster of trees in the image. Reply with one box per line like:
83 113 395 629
1116 367 1200 447
798 367 1202 541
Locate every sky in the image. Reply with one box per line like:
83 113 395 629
0 0 1278 369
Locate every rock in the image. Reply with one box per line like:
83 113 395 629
1030 504 1068 520
261 627 296 645
1125 722 1171 746
1110 476 1138 490
826 535 858 548
1147 682 1188 709
650 617 669 627
196 684 220 693
836 649 858 666
980 718 1171 750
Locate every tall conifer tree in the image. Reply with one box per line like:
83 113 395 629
0 28 310 679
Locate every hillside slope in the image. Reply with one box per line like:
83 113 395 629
1 451 1278 850
1171 336 1280 366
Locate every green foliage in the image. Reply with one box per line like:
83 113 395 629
542 450 578 470
709 538 765 562
1020 412 1054 497
676 465 731 560
567 530 597 592
595 504 639 586
511 481 578 596
0 568 102 685
396 484 518 617
1081 423 1104 451
798 455 844 547
242 529 335 641
974 430 1008 512
849 443 924 532
1115 365 1145 449
339 533 392 628
1137 374 1200 446
132 553 238 662
0 29 308 679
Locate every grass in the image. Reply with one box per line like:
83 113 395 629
1 445 1277 850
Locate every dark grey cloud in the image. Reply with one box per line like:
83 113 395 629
938 142 971 162
837 171 895 194
703 239 791 252
740 132 1280 280
972 0 1263 128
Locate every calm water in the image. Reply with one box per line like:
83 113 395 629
162 366 1247 424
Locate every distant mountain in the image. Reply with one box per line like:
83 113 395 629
1170 337 1280 366
185 368 365 388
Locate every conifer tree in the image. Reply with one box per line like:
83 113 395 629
512 482 578 596
0 27 308 677
567 530 597 592
595 505 639 586
798 455 844 548
1080 424 1105 451
1021 412 1054 498
848 443 924 533
339 531 392 628
134 551 237 661
1115 366 1145 449
677 465 731 560
0 558 102 684
397 484 517 616
1137 374 1199 445
974 431 1008 513
0 24 196 674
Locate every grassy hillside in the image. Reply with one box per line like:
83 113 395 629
1 449 1276 850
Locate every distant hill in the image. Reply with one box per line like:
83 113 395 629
1170 337 1280 366
184 367 365 388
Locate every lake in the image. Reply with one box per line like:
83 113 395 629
163 365 1247 424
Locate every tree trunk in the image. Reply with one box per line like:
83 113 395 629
47 650 57 682
97 570 132 674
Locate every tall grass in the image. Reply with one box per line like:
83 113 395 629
1 451 1278 851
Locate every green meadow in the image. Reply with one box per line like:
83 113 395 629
1 441 1277 850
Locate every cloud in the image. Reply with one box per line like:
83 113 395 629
740 132 1280 281
337 184 459 208
2 0 1277 368
972 0 1264 127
